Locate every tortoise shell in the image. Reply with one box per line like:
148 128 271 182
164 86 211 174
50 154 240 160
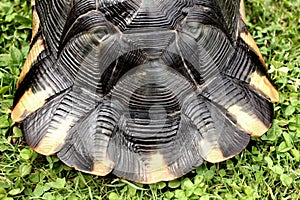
12 0 278 183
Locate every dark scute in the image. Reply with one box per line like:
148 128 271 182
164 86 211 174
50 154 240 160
162 51 205 85
21 89 69 149
169 114 204 173
63 0 97 34
180 93 250 162
177 22 236 83
101 50 147 95
105 62 204 182
223 39 254 82
57 98 122 174
57 107 97 173
59 12 106 53
188 1 231 42
13 52 71 108
213 0 241 42
128 83 181 122
57 131 94 173
36 0 72 55
223 38 269 83
201 75 274 131
98 0 193 31
208 102 250 157
109 111 204 183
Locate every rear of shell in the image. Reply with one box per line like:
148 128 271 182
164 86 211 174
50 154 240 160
12 0 278 183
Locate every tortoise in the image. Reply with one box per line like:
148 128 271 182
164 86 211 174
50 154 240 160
12 0 278 183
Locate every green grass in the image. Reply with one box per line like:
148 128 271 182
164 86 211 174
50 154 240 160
0 0 299 199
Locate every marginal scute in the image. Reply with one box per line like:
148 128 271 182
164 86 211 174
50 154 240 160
144 153 177 183
34 116 75 155
11 87 51 122
17 38 45 87
238 0 267 69
205 149 226 163
239 0 246 23
13 0 278 183
227 105 269 137
250 71 279 103
92 159 114 176
31 7 40 41
240 31 266 68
